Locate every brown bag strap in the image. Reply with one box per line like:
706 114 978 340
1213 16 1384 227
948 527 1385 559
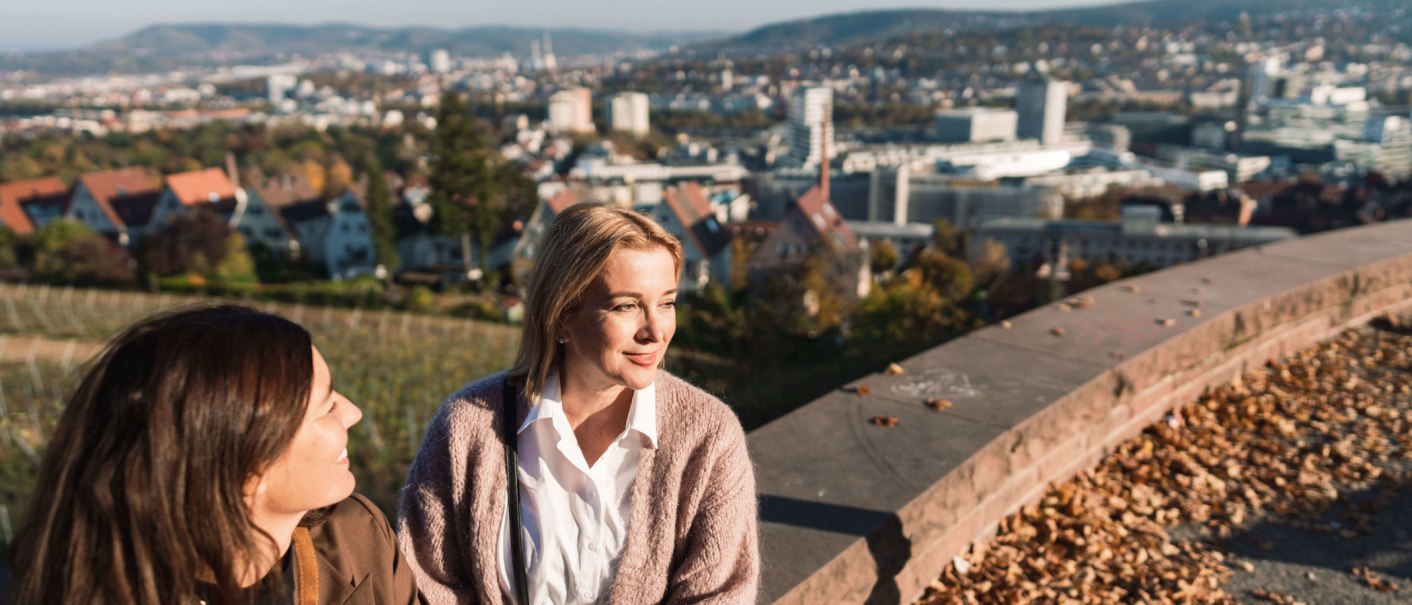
292 526 319 605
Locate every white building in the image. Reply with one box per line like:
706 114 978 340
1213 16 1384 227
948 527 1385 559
610 92 651 137
788 86 834 167
428 49 451 74
1017 79 1068 146
267 74 298 105
547 87 593 135
1025 169 1165 200
280 187 377 280
934 107 1018 143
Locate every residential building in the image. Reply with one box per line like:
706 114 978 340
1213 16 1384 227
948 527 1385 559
241 174 319 260
148 167 243 231
788 87 834 167
65 167 162 246
279 185 377 280
934 108 1018 143
610 92 651 137
1017 79 1068 146
511 186 589 283
648 182 732 293
547 87 594 134
749 185 868 300
0 176 67 234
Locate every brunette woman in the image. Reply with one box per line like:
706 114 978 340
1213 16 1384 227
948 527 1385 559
9 305 424 605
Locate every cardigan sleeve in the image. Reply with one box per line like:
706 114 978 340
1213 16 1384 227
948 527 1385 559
664 417 760 604
397 403 483 605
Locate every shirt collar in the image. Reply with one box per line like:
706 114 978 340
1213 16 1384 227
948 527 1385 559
519 372 658 448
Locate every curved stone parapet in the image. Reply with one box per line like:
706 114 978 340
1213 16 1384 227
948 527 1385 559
750 219 1412 604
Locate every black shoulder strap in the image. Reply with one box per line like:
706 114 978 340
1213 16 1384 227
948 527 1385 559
502 376 530 605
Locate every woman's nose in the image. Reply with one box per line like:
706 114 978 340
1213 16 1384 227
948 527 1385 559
343 398 364 428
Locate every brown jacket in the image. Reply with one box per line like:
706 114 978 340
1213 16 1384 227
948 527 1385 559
306 493 426 604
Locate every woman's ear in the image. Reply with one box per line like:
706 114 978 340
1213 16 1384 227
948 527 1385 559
243 473 269 507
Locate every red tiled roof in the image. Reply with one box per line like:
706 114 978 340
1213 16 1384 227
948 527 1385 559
793 185 856 248
166 168 237 206
0 177 66 235
546 188 584 215
77 167 160 229
662 182 730 257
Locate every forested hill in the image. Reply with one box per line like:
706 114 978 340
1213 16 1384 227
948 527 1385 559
0 23 722 75
708 0 1408 51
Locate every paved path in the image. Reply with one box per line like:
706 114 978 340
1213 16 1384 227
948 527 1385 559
1221 485 1412 604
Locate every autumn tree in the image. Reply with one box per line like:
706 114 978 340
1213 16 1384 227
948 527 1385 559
31 219 135 285
138 210 236 278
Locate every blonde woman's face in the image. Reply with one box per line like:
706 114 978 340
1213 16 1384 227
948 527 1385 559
560 246 678 395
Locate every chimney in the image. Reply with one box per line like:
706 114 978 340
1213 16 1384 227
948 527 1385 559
819 101 830 201
225 152 240 186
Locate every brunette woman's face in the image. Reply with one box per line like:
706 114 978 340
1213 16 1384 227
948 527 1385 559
560 246 679 395
251 347 362 515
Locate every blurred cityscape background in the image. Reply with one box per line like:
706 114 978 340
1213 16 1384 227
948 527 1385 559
2 0 1412 601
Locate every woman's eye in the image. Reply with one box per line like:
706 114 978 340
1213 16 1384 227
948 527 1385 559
662 300 677 308
613 303 637 312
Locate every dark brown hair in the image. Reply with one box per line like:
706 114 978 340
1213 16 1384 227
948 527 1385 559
9 304 315 605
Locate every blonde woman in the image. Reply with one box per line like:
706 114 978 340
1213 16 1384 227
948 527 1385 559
399 202 758 603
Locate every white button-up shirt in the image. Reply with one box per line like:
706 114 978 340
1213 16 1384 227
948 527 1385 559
498 373 656 605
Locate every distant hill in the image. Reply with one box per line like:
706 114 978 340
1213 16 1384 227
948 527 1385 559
0 23 723 75
708 0 1406 51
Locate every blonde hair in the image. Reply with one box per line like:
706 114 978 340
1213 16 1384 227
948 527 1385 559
510 202 684 403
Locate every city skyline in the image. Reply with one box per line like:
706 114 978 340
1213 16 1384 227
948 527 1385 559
1 0 1129 52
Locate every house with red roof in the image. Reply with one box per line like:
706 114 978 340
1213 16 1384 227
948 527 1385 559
748 184 870 301
648 181 733 293
148 167 244 232
510 185 591 282
0 177 68 235
65 167 162 246
240 173 320 261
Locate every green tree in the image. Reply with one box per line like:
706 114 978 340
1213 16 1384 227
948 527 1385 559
912 248 974 304
869 239 899 276
213 232 258 283
362 158 400 272
428 91 535 272
931 219 968 259
31 219 134 285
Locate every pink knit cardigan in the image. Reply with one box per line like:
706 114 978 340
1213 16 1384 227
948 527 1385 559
397 371 759 604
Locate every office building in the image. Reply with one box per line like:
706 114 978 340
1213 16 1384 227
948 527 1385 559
788 87 834 167
610 92 651 137
1017 79 1068 146
547 87 594 135
934 108 1018 143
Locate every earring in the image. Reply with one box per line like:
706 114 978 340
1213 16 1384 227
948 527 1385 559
557 337 567 344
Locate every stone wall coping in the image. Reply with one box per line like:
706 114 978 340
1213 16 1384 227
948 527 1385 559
749 219 1412 604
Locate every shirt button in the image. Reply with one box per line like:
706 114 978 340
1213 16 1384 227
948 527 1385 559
582 592 593 600
586 542 597 552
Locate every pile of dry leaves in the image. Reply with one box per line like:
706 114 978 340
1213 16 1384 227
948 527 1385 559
919 316 1412 604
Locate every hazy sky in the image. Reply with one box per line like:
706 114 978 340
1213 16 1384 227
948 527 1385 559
0 0 1129 52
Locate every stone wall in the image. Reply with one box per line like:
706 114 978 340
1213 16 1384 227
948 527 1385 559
750 219 1412 604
